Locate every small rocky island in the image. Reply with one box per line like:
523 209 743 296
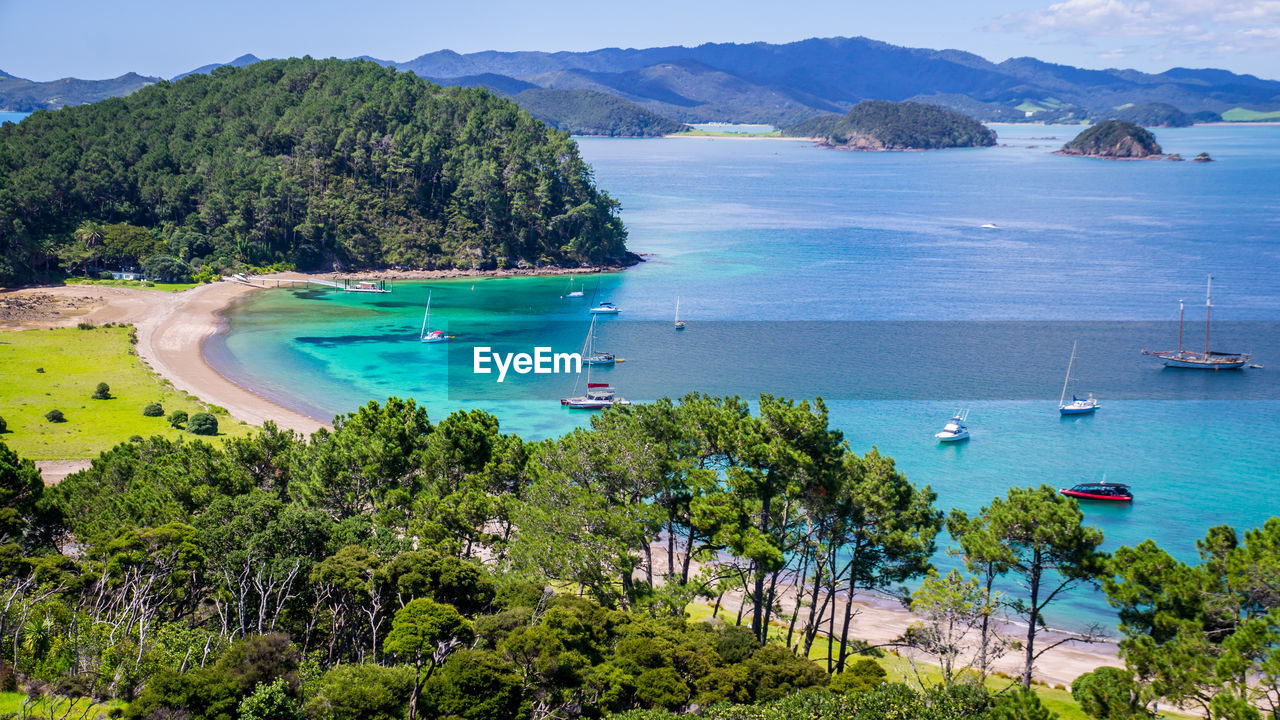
782 100 996 150
1058 120 1164 159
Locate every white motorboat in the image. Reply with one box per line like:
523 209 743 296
935 409 971 442
589 301 620 314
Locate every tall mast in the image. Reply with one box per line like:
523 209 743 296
1204 275 1213 357
1177 299 1184 354
1060 340 1077 407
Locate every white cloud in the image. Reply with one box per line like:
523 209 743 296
993 0 1280 66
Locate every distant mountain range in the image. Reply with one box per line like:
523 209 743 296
4 37 1280 127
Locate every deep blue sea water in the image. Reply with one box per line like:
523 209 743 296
201 123 1280 630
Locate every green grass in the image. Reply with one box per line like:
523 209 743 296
0 325 254 460
672 129 784 138
63 277 204 292
0 691 121 716
1221 107 1280 122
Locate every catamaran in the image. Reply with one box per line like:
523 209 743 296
1059 341 1099 415
420 291 447 343
1142 275 1249 369
674 297 685 330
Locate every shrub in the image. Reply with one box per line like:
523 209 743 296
1072 666 1142 720
35 368 44 373
92 382 111 400
44 409 65 423
421 650 522 720
0 416 6 434
305 664 414 720
991 689 1057 720
187 412 218 436
167 410 188 428
239 678 303 720
97 271 113 280
77 322 94 330
829 657 887 694
142 403 164 417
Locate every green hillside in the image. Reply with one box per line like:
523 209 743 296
0 59 630 286
512 88 687 136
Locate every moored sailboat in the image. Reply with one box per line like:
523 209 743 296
420 291 447 343
1059 340 1099 415
674 297 685 330
1142 276 1249 369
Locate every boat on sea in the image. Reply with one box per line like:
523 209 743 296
564 382 632 410
1059 341 1099 415
935 409 970 442
1060 481 1133 503
674 297 685 330
980 223 998 229
564 276 584 298
1142 275 1249 369
420 291 447 343
590 301 621 314
583 316 615 366
561 317 629 409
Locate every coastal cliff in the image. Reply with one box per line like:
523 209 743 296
1058 120 1163 159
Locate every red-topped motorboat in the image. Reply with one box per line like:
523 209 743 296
1060 482 1133 503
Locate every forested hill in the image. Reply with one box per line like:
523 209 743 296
784 101 996 150
0 58 630 285
513 88 687 136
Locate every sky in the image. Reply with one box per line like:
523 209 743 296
1 0 1278 81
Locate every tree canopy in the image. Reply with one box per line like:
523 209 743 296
0 58 631 285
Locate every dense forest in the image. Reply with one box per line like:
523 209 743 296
513 89 687 137
5 391 1278 718
783 101 996 150
1059 120 1163 158
0 58 631 286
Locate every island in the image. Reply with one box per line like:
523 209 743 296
1106 102 1193 128
0 58 632 287
1057 120 1164 159
780 100 996 150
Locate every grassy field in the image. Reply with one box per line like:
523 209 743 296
0 691 121 716
1220 107 1280 122
63 277 204 292
672 129 784 138
0 325 254 460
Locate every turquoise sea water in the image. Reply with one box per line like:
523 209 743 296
208 124 1280 629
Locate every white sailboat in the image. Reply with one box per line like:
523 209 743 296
1059 341 1099 415
1142 275 1249 369
420 291 447 343
584 314 616 365
564 276 584 298
674 297 685 330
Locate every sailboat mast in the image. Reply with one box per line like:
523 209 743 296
1060 341 1077 407
1177 299 1184 353
675 296 680 322
1204 275 1213 357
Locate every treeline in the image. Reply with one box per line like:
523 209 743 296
0 58 630 286
782 101 996 150
3 394 1278 718
513 89 688 137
